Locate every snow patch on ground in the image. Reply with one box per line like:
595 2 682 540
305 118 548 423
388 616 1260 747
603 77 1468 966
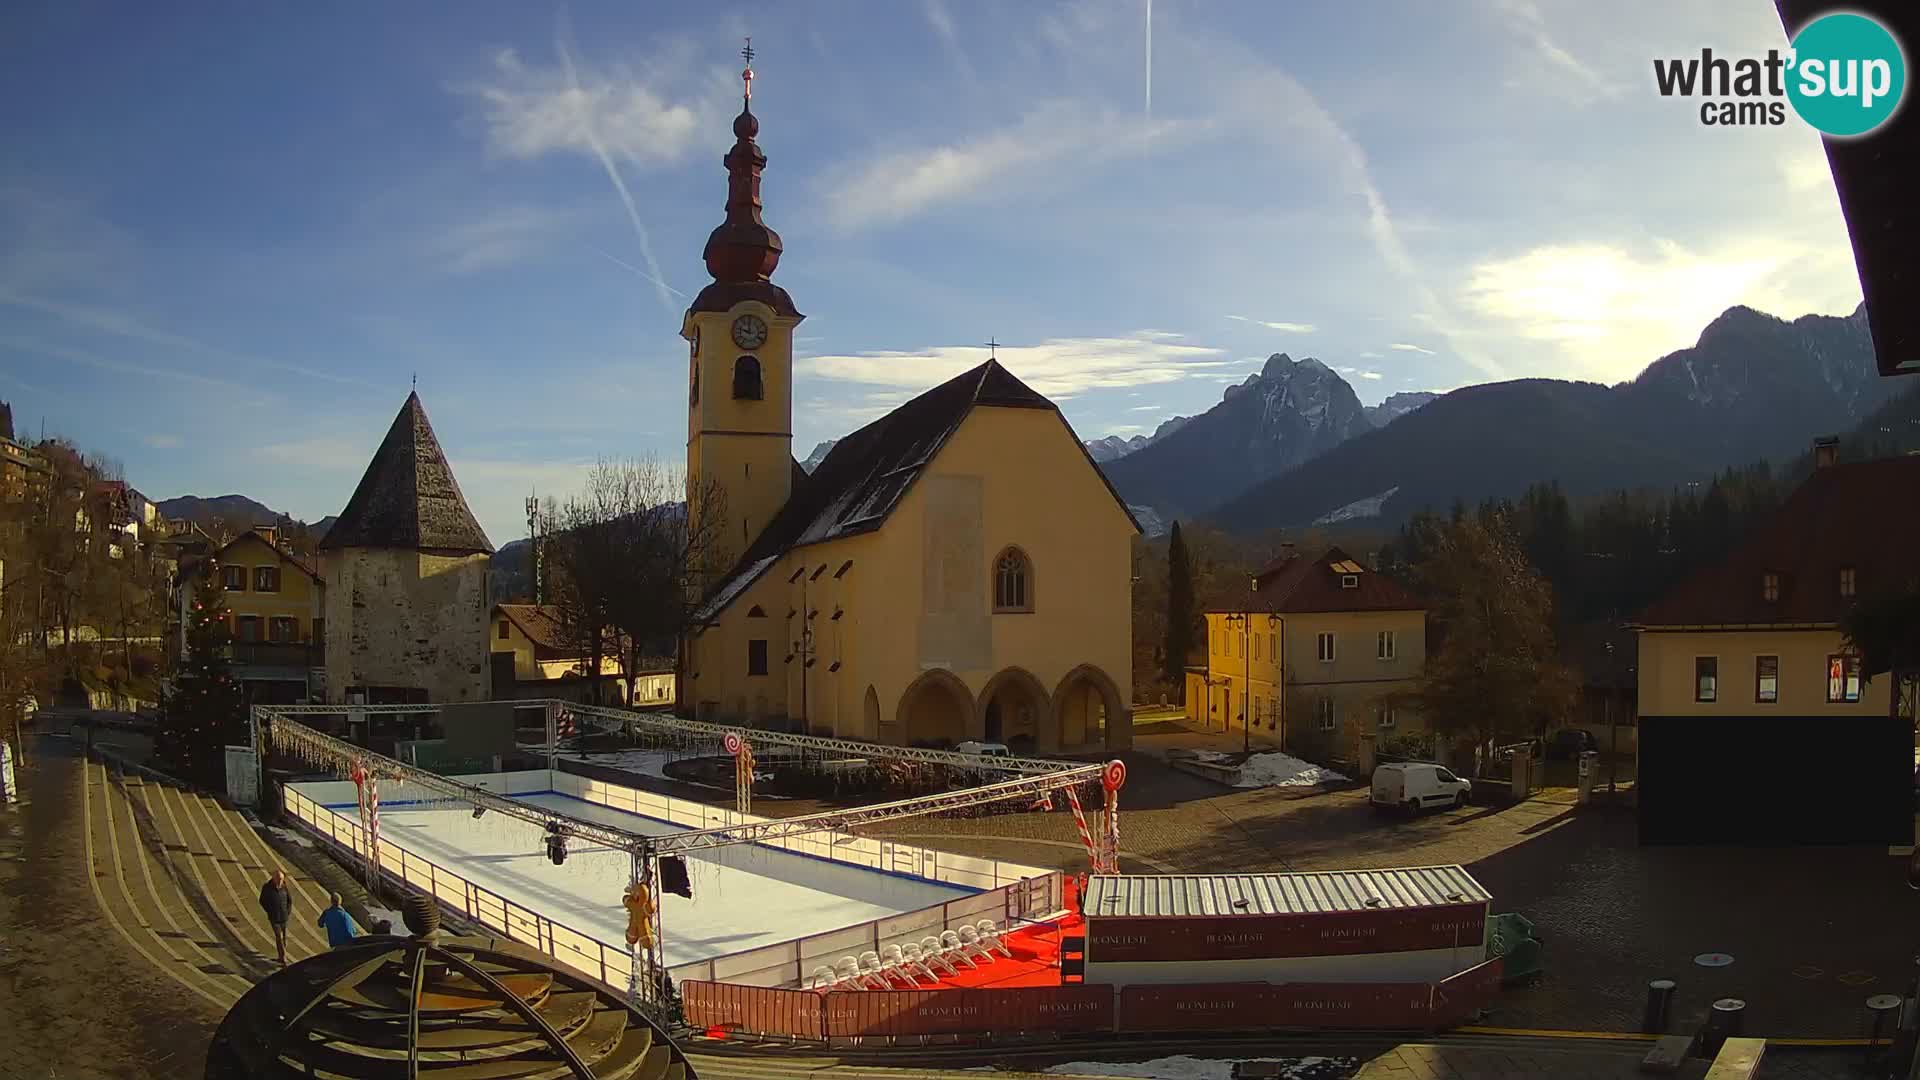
1312 486 1399 525
1194 750 1350 789
1043 1055 1356 1079
362 903 407 934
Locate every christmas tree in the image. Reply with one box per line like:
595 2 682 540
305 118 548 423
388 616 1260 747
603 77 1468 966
159 567 246 788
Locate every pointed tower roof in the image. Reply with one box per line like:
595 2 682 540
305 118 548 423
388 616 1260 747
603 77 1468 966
319 392 493 554
688 41 801 319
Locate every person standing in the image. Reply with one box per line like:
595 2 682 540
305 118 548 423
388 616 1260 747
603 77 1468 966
317 892 360 949
258 869 293 965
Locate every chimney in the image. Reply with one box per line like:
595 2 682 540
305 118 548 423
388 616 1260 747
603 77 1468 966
1812 436 1839 469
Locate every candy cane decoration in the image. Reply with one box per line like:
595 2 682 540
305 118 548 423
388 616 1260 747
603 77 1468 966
366 771 382 890
1062 785 1102 872
1100 760 1126 875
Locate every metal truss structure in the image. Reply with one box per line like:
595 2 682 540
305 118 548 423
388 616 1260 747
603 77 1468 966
254 702 1108 858
258 698 1083 774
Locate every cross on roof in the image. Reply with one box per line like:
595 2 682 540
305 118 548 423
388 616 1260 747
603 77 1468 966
985 337 1000 360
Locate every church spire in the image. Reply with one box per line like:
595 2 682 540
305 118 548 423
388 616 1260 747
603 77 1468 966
703 38 783 286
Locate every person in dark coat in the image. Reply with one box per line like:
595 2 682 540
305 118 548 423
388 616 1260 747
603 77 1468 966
317 892 360 948
258 868 293 964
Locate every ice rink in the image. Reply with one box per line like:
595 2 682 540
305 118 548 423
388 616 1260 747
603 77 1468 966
315 792 974 969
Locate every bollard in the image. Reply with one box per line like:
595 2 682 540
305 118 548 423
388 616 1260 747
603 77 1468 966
1701 997 1745 1057
1864 994 1901 1068
1643 978 1677 1034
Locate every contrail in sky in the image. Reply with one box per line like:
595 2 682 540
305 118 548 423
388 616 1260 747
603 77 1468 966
1144 0 1153 121
556 9 678 317
591 245 688 299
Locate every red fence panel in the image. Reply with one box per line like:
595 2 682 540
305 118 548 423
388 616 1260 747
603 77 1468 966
1119 980 1442 1033
823 986 1116 1038
1086 902 1488 963
683 981 824 1040
1117 983 1275 1032
1432 957 1504 1026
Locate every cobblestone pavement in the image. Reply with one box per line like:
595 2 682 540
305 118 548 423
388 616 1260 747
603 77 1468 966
1354 1042 1871 1079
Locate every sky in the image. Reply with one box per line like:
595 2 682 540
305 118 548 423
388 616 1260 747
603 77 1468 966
0 1 1866 544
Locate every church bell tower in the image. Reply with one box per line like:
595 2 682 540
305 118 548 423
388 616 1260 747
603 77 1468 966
683 41 804 569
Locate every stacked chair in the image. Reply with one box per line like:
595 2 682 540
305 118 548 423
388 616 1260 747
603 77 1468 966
821 919 1018 991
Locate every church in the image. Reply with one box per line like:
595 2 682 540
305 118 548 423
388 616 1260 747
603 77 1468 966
681 54 1138 752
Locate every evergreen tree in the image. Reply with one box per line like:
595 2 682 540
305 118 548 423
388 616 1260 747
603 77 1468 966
1162 522 1196 695
159 570 245 788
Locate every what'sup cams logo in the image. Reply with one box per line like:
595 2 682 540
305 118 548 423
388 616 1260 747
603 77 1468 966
1654 11 1907 136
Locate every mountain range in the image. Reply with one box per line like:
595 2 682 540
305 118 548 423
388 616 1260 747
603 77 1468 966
154 494 336 544
1202 303 1892 533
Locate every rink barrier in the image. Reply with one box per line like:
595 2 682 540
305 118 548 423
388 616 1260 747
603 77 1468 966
682 958 1506 1043
282 774 1064 991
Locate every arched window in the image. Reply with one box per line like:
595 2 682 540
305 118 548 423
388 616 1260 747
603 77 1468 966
993 547 1033 613
732 355 763 400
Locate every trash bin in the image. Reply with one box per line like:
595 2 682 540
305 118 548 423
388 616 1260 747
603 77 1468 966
1642 978 1677 1034
1702 997 1744 1056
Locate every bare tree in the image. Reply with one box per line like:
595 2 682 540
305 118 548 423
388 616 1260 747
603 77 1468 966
545 459 729 708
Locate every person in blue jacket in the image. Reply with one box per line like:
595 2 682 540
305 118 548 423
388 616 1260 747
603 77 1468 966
317 892 360 948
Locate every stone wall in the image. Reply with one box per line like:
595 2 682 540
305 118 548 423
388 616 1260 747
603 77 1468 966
323 548 490 703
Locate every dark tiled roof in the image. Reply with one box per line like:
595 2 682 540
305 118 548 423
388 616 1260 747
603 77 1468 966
495 604 575 652
699 359 1139 619
687 280 802 318
1213 545 1423 614
320 393 493 554
1637 455 1920 626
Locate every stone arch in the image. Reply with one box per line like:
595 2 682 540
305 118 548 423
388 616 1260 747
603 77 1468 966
894 668 974 748
976 666 1051 751
732 355 763 400
1052 664 1131 751
862 685 881 741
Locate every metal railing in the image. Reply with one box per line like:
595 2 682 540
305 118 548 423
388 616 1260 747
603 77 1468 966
282 776 1062 990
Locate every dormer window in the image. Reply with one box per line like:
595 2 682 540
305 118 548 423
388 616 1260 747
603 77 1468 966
1838 566 1856 598
732 355 763 400
1761 572 1780 602
1340 574 1359 589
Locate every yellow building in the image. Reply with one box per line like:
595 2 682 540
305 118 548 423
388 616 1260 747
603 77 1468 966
1189 546 1426 763
1631 449 1915 844
179 526 326 704
681 71 1137 751
489 603 676 706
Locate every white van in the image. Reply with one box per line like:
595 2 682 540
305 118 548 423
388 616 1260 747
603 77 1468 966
956 741 1011 759
1370 762 1471 813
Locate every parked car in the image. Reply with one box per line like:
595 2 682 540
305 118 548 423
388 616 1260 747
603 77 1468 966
1545 728 1600 760
1370 762 1471 814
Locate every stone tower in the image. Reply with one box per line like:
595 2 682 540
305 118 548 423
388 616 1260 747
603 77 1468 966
682 45 805 569
319 392 493 704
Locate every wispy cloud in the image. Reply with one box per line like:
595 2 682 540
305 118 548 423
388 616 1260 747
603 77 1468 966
922 0 978 85
0 289 380 389
143 433 183 449
552 12 679 316
1226 315 1316 333
1129 404 1162 412
1486 0 1618 102
799 331 1230 400
818 102 1181 229
0 336 262 398
1359 351 1382 359
1336 366 1386 381
429 206 587 274
1388 342 1435 355
460 41 715 169
260 436 375 471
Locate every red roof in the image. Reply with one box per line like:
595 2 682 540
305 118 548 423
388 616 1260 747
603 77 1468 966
1637 455 1920 627
1210 545 1423 615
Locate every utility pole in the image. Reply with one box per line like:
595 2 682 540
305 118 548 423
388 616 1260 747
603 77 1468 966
524 494 542 604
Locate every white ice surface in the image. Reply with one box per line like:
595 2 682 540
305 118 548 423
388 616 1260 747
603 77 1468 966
323 792 971 969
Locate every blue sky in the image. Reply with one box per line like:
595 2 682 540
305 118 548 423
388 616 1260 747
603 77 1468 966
0 1 1864 544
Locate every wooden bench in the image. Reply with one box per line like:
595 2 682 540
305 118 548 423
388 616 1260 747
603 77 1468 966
1704 1037 1766 1079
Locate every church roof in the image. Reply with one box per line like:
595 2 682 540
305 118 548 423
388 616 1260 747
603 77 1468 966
320 392 493 555
697 359 1139 621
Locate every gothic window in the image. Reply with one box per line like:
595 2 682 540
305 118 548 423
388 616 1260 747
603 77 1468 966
993 547 1033 612
732 355 763 400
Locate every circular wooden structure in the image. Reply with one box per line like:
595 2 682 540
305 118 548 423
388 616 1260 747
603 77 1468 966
206 901 694 1080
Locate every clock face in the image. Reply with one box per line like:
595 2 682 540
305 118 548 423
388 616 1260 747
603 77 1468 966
731 314 768 350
